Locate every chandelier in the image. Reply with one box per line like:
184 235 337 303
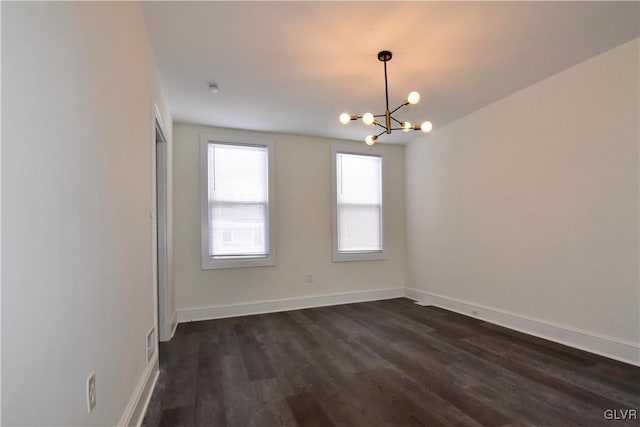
339 50 433 145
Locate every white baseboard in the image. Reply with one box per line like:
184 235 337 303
118 353 159 427
405 288 640 366
177 288 405 323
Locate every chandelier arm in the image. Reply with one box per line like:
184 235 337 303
355 114 388 119
374 122 387 130
376 130 386 138
390 102 408 115
390 116 404 126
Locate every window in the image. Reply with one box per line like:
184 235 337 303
200 134 276 269
332 145 386 262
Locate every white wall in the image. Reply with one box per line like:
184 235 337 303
173 124 406 314
406 39 639 357
2 2 172 425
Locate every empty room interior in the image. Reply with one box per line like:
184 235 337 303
2 1 640 426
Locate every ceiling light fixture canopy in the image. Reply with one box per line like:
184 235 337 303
340 51 432 145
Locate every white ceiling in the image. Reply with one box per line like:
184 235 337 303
141 1 639 144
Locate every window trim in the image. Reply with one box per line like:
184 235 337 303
331 143 388 262
200 133 276 269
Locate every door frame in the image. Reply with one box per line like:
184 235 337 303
152 105 171 344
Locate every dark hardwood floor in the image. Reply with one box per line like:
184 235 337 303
142 298 640 427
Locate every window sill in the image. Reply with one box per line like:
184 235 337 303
332 251 387 263
201 255 276 270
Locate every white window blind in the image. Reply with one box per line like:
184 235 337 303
336 152 383 253
207 143 269 258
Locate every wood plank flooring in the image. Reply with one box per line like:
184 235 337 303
142 298 640 427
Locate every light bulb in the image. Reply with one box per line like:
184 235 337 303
365 135 377 146
362 112 374 125
402 121 412 132
407 91 421 105
339 113 351 125
421 121 433 133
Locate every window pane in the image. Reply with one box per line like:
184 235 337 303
208 143 269 258
338 204 381 252
336 153 382 253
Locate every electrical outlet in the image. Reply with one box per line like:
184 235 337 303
146 328 156 362
87 373 96 413
472 310 479 317
306 273 313 283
